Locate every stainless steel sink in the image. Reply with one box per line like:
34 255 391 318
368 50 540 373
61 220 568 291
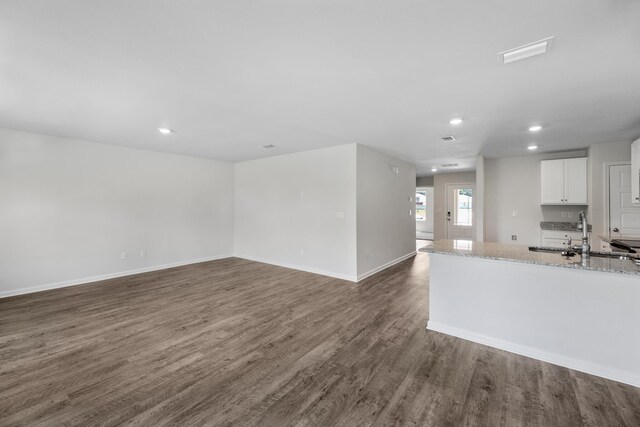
528 246 564 254
589 251 637 260
528 246 639 261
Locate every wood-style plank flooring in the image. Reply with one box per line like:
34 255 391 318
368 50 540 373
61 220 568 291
1 253 639 426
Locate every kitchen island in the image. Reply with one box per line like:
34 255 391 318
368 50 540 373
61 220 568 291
421 240 640 387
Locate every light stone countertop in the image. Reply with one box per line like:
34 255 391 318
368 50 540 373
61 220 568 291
419 240 640 276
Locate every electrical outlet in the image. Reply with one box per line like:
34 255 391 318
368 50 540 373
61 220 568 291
568 212 574 218
121 251 127 260
300 249 304 256
140 249 146 257
511 235 517 241
561 212 567 218
512 210 518 217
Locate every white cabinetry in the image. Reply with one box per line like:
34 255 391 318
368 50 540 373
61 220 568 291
631 138 640 204
540 158 588 205
541 230 583 248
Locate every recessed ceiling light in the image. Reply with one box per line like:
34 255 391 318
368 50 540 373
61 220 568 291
158 128 173 134
528 145 538 150
498 37 554 64
260 144 275 149
431 168 438 172
449 118 463 125
529 125 542 132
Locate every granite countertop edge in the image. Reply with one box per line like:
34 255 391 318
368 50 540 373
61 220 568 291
420 245 640 276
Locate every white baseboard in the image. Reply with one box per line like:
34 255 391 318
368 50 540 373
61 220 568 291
427 321 640 389
357 251 416 281
235 252 418 283
233 254 358 282
3 251 418 298
0 254 233 299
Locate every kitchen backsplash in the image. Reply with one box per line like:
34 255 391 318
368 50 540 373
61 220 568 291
541 205 586 222
540 221 592 232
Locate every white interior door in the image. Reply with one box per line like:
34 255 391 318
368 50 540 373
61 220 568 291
610 164 640 236
446 184 475 241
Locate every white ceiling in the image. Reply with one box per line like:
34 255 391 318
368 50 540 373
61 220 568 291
1 1 639 175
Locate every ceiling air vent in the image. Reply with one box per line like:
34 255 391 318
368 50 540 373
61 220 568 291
498 37 554 64
441 136 456 143
440 163 460 168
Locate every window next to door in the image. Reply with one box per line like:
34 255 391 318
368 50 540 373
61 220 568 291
416 190 427 221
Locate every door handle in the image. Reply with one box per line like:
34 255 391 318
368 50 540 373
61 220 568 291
613 228 619 233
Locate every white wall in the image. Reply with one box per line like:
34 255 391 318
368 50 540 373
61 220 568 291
234 144 358 280
484 150 587 245
0 128 234 297
356 145 416 279
588 140 632 247
416 176 434 187
433 171 476 240
2 132 423 293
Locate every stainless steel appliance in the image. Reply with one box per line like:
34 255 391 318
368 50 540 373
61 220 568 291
609 239 640 253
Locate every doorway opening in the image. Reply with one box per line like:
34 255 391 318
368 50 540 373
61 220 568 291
416 187 434 243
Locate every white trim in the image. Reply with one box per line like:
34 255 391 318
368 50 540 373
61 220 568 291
357 251 417 281
0 254 233 299
2 251 417 298
233 255 358 282
427 321 640 389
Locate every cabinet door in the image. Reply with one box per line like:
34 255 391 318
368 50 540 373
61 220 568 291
564 158 588 204
632 139 640 204
541 160 565 204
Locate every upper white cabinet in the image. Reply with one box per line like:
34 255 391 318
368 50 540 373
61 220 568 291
541 159 565 204
631 138 640 204
540 157 588 205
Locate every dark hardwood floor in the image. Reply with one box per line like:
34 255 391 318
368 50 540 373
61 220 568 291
1 254 638 426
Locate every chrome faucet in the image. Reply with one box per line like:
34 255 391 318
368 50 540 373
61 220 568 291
576 211 590 259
